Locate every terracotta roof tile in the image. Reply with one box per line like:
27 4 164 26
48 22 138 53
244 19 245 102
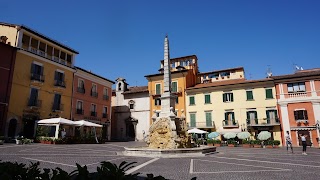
122 86 149 94
272 68 320 80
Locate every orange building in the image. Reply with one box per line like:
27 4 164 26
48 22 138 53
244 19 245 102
72 67 114 139
273 69 320 147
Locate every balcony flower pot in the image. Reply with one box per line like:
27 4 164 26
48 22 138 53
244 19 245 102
242 144 251 148
228 144 235 147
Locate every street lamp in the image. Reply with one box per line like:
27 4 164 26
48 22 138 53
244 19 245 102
105 120 110 141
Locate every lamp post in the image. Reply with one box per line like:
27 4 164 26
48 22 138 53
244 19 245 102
105 120 110 141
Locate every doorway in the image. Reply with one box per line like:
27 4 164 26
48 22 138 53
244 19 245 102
8 119 17 138
297 130 312 146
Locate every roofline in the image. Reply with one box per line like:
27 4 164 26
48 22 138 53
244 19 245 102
187 78 273 90
271 71 320 80
0 22 79 54
145 69 189 78
75 66 115 84
160 55 197 62
198 67 244 75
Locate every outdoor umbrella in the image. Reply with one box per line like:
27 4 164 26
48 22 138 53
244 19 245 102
237 132 251 140
187 128 208 134
223 132 237 139
208 132 220 139
257 131 271 140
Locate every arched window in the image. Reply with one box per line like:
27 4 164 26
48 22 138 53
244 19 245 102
128 100 135 110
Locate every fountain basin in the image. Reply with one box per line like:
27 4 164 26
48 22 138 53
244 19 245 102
118 146 216 158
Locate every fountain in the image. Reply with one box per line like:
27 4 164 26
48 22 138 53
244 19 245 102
120 35 216 158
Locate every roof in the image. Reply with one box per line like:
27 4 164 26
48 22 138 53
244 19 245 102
145 69 189 78
187 78 273 90
198 67 244 75
75 66 115 84
160 55 197 63
122 86 149 94
0 22 79 54
272 68 320 80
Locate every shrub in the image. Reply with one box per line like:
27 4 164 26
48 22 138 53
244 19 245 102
273 140 280 146
212 140 221 144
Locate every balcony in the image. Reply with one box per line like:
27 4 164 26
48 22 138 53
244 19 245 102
102 113 108 118
222 120 239 127
38 50 46 57
54 80 66 88
31 73 45 82
288 92 308 98
76 109 84 115
247 118 280 127
151 89 163 97
188 121 215 129
103 95 109 100
27 99 42 108
171 87 183 95
77 87 85 94
29 46 38 54
91 111 97 117
52 103 64 112
91 92 98 98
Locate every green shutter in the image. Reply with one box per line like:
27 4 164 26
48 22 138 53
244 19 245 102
223 93 226 102
246 91 253 100
206 112 212 127
231 112 235 120
246 111 250 124
156 84 161 94
224 113 228 125
266 89 273 99
189 96 195 105
190 114 196 127
205 94 210 103
254 111 258 120
266 110 270 120
231 93 234 102
171 82 177 92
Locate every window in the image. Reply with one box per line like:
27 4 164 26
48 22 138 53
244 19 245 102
220 71 230 77
176 97 179 104
205 112 212 127
156 84 161 95
53 94 62 111
154 98 161 106
103 107 108 118
171 62 175 68
91 84 98 97
246 111 257 124
77 79 85 93
76 101 83 114
171 81 177 92
224 112 235 125
103 88 109 100
223 93 234 102
265 89 273 99
287 82 306 92
129 100 135 109
189 96 195 105
246 90 254 100
204 94 211 104
266 110 278 123
54 71 65 87
294 110 308 120
30 63 44 82
28 88 39 107
190 113 196 127
91 104 97 117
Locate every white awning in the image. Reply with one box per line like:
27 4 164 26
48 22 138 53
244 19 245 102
291 126 316 131
37 118 75 125
73 120 103 127
217 127 242 134
187 128 208 134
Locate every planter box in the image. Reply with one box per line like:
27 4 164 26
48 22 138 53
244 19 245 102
242 144 251 148
253 145 261 148
228 144 235 147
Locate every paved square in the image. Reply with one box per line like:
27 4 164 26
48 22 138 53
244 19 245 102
0 142 319 180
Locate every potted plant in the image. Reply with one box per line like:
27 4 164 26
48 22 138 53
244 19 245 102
227 140 235 147
242 139 251 148
0 136 4 145
273 140 280 148
212 140 221 147
253 140 262 148
206 139 213 146
16 136 23 145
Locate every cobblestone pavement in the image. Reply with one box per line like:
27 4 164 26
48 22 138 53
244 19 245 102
1 142 320 180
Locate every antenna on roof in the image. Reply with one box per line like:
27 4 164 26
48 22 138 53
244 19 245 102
293 63 303 72
266 65 272 78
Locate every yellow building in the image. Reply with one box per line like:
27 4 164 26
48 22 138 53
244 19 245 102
0 23 78 138
145 55 199 124
186 67 282 145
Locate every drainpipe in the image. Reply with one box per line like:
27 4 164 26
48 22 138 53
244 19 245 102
70 68 77 120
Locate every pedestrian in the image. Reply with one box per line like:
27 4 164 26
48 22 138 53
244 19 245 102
285 131 293 153
300 134 308 155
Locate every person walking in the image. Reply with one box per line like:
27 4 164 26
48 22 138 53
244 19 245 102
300 134 308 155
285 131 293 153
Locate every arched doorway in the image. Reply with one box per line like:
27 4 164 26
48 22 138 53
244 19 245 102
125 117 138 141
8 119 17 138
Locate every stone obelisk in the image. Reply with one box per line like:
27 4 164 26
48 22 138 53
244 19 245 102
159 35 177 135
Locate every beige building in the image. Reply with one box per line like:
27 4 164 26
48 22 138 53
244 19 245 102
186 67 282 144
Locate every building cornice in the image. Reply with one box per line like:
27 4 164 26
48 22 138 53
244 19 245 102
277 97 320 105
75 70 114 87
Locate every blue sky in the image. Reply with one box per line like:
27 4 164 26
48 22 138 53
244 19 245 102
2 0 320 86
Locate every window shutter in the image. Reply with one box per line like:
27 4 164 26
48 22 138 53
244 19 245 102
266 110 270 120
254 111 258 119
246 91 253 100
223 93 226 102
266 89 273 99
294 111 298 120
190 114 196 127
304 110 308 120
224 112 228 121
54 71 58 80
53 94 59 109
172 82 177 92
30 63 35 73
62 73 65 81
231 112 235 120
274 110 278 119
246 111 250 120
231 93 234 102
206 113 212 126
154 99 157 106
156 84 161 94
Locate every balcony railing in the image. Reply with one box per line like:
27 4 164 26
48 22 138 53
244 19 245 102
247 118 280 126
91 111 97 117
188 121 215 128
52 103 64 111
54 80 66 88
102 113 108 118
91 92 98 98
27 99 42 108
29 47 37 54
222 120 239 127
76 109 84 115
77 87 85 94
38 50 46 57
31 73 45 82
103 95 109 100
288 92 308 98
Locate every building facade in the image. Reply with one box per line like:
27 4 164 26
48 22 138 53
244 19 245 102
72 67 114 139
273 69 320 147
111 78 150 141
186 67 282 144
0 23 78 138
0 41 16 136
145 55 199 124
